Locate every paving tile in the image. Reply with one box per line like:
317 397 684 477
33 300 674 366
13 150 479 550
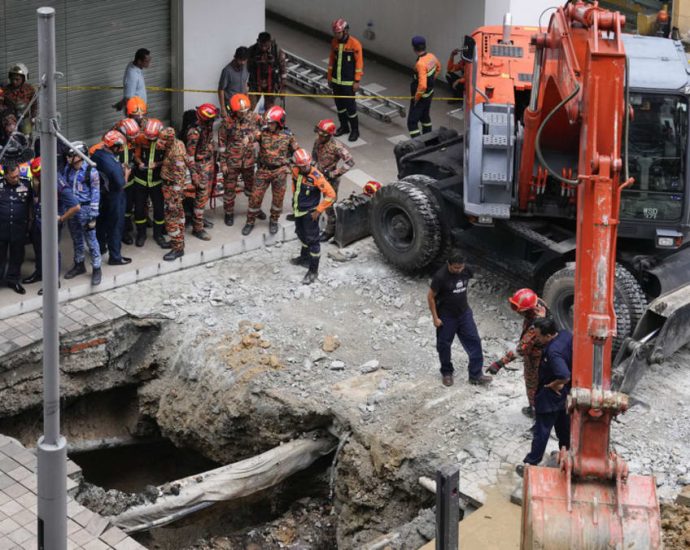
0 493 25 513
19 476 37 492
7 526 32 544
73 508 95 528
82 538 110 550
84 513 109 537
114 537 147 550
67 519 81 534
66 500 82 519
20 536 39 549
0 475 14 492
0 516 20 535
100 526 128 545
70 527 97 545
12 508 33 527
6 467 31 483
0 492 10 506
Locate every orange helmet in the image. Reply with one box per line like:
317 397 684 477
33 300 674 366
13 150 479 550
114 118 140 141
363 181 382 196
508 288 539 312
293 148 312 167
126 96 147 117
196 103 219 121
143 118 164 140
230 94 250 113
332 18 348 33
103 129 126 149
315 119 336 136
29 157 41 176
265 105 286 127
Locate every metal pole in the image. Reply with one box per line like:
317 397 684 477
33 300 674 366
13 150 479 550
436 465 459 550
36 7 67 550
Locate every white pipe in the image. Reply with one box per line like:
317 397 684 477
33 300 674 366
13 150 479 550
502 13 513 44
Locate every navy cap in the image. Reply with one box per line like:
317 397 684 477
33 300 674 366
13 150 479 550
411 35 426 48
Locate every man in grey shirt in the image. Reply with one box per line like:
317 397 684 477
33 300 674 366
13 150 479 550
114 48 151 111
218 47 249 117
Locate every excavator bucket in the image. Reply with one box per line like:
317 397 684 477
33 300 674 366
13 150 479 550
522 466 662 549
613 283 690 394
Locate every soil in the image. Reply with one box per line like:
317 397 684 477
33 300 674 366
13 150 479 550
661 502 690 550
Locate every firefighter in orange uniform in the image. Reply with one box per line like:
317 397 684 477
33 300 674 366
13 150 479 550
327 18 364 142
242 105 298 236
218 93 263 227
408 36 441 137
186 103 218 241
289 148 335 285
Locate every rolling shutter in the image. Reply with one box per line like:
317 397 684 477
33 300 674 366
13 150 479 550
1 0 171 145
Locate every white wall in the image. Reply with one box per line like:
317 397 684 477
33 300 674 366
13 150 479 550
484 0 556 27
181 0 266 111
267 0 486 71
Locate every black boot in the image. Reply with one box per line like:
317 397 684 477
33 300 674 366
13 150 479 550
257 210 267 221
122 217 134 245
224 213 234 226
290 255 309 267
22 271 42 284
348 116 360 142
154 225 171 249
135 225 146 247
64 262 86 280
163 249 184 261
302 269 318 285
334 126 349 137
269 221 279 235
241 223 254 236
319 231 334 243
91 268 102 286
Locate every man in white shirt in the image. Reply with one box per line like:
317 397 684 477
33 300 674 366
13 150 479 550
114 49 151 112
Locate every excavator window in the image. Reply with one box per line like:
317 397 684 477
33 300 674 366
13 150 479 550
621 93 687 222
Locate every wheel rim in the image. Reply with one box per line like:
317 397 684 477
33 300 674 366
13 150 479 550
380 204 416 253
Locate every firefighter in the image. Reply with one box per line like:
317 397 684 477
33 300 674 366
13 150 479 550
517 316 572 476
485 288 549 418
62 142 103 285
248 32 287 111
2 64 37 136
218 93 263 227
157 127 187 261
446 48 466 101
0 163 32 294
242 105 298 236
408 36 441 137
289 148 335 285
311 118 354 242
23 158 80 292
113 117 140 245
125 96 147 127
186 103 218 241
327 19 363 142
132 118 168 248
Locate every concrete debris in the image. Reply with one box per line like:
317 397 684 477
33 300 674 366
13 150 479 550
322 335 341 352
330 360 346 371
359 360 380 374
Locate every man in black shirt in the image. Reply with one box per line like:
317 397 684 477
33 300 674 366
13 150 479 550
428 250 492 387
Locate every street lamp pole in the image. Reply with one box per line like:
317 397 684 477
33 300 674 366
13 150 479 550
36 6 67 549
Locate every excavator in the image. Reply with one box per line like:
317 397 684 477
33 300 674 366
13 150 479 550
369 1 672 547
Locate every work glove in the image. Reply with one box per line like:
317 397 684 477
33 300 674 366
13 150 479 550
86 218 97 230
486 361 502 375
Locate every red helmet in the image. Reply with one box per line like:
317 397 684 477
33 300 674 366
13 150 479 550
363 181 382 196
315 119 336 136
115 118 140 141
29 157 41 176
103 130 126 149
126 96 147 117
196 103 219 121
293 148 312 167
508 288 539 312
143 118 164 140
230 93 251 113
332 18 348 33
265 105 286 127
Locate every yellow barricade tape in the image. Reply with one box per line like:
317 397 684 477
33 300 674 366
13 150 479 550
57 84 463 102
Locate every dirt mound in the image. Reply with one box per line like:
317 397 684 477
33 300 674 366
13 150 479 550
662 501 690 549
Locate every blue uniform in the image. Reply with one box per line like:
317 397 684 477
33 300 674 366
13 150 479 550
29 175 79 276
93 148 127 261
0 167 32 283
524 330 573 465
63 163 101 269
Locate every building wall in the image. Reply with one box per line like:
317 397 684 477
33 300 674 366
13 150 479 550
180 0 265 112
266 0 486 71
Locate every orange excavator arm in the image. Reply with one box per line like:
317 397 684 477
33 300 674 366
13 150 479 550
521 2 661 548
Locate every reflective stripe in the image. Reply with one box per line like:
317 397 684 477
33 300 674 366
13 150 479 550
337 108 347 114
336 44 343 83
135 219 147 224
309 252 320 257
410 130 421 137
421 122 433 127
347 113 358 118
293 173 306 217
154 219 165 225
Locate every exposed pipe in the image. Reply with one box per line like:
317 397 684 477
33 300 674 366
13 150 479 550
502 13 513 44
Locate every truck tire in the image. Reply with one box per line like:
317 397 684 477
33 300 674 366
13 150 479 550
370 181 441 271
542 265 646 352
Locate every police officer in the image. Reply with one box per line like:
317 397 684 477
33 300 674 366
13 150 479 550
22 157 80 290
62 142 102 286
132 118 168 248
289 148 335 285
242 105 299 236
311 118 355 242
0 163 32 294
408 36 441 137
516 316 572 477
328 19 364 142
